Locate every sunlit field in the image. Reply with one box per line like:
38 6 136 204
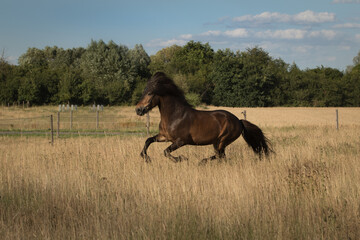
0 106 359 239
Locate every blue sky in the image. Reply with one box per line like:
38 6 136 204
1 0 360 70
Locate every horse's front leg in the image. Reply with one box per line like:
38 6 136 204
164 139 188 163
141 134 165 163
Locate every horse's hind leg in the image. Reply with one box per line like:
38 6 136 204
198 145 226 165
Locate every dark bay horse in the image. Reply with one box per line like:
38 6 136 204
135 72 272 164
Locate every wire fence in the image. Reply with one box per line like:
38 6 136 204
0 115 51 132
0 107 346 142
0 110 157 141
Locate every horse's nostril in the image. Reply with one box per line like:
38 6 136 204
136 107 144 116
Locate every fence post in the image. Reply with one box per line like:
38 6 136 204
146 112 150 136
242 110 247 120
336 109 339 130
50 115 54 145
70 109 73 130
57 111 60 137
96 110 99 130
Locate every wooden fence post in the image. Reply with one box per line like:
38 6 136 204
57 111 60 138
50 115 54 145
96 110 99 130
146 112 150 136
70 110 73 130
242 110 247 120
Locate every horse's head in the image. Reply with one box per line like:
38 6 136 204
135 72 190 116
135 91 160 116
135 72 165 116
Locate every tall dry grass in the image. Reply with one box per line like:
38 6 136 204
0 107 359 239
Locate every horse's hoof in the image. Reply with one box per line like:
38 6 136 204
140 152 151 163
179 155 188 162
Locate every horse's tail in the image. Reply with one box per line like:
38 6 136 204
240 119 273 157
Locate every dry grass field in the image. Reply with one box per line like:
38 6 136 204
0 106 359 239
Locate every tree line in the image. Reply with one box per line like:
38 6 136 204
1 40 359 107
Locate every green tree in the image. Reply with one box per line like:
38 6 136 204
18 48 61 104
57 67 83 104
0 54 21 104
211 49 243 106
212 47 287 107
18 48 48 68
129 44 151 79
346 50 360 73
172 41 214 102
172 41 214 75
129 44 151 104
80 40 138 105
320 67 344 106
148 45 182 74
239 47 281 107
3 41 359 107
302 67 344 106
149 42 215 103
344 64 360 106
287 63 308 106
17 68 60 104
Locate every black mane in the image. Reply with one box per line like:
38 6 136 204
144 72 191 107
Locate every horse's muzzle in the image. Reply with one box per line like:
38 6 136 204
136 107 146 116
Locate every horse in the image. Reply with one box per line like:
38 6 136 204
135 72 272 165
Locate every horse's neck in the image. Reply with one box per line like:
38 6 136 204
158 96 191 120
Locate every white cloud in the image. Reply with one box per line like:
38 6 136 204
308 30 337 40
333 23 360 28
160 39 188 46
180 34 193 39
224 28 249 38
256 29 307 39
145 7 356 70
5 55 18 64
146 38 188 47
326 56 337 62
233 12 290 23
233 10 335 25
293 45 314 53
294 10 335 24
254 29 337 40
209 41 229 45
200 29 248 38
333 0 360 3
200 30 222 36
147 27 338 49
338 45 351 50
